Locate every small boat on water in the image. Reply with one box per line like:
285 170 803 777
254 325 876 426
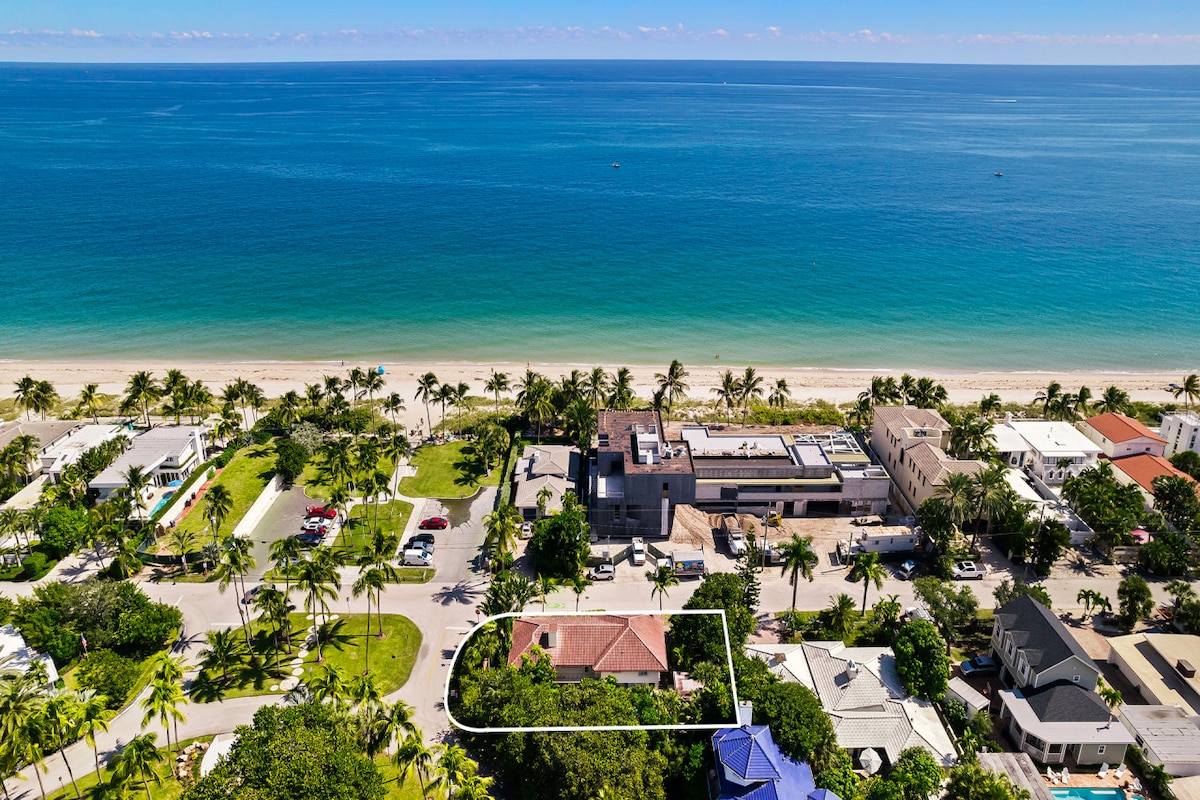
994 171 1004 177
611 162 620 168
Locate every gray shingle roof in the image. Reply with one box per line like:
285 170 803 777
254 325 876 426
1024 683 1111 723
995 595 1097 673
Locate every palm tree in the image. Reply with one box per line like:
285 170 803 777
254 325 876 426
353 567 389 673
1076 589 1111 620
141 671 186 755
972 464 1013 545
457 775 496 799
536 574 558 611
569 574 593 612
712 370 740 424
849 552 886 616
296 553 341 661
124 371 162 426
655 360 689 422
1095 385 1131 415
43 691 84 799
255 586 294 658
739 367 764 424
270 535 304 597
768 379 791 418
111 733 164 800
581 367 609 412
204 483 234 542
305 663 349 707
608 367 635 410
480 371 508 415
414 372 439 436
1165 579 1197 612
75 690 115 789
215 536 257 645
646 564 681 610
979 393 1003 417
382 392 406 429
483 504 520 570
434 744 476 799
13 376 37 420
1173 374 1200 412
200 628 246 684
167 527 198 574
827 593 858 640
1035 381 1062 416
362 370 386 434
120 465 153 521
779 534 819 611
78 383 103 424
946 413 995 460
363 700 417 759
1076 386 1093 417
937 471 976 534
394 733 436 800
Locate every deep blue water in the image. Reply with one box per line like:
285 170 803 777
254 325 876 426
1 60 1198 369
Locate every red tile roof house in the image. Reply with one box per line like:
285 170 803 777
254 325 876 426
1109 453 1200 510
508 614 670 685
1078 413 1167 459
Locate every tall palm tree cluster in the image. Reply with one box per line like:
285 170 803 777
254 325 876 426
710 367 790 425
0 651 188 800
0 433 42 499
930 464 1028 549
12 376 59 421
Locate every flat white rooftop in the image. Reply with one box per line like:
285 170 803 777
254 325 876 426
91 426 200 488
679 426 789 456
1002 420 1103 458
42 424 123 472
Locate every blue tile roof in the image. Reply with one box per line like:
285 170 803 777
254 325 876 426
712 726 816 800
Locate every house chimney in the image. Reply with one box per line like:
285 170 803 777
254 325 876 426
545 630 558 649
736 701 754 727
845 659 859 682
1177 659 1196 679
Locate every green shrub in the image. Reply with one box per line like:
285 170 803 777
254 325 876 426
75 649 141 709
0 596 13 625
942 698 968 734
21 552 51 580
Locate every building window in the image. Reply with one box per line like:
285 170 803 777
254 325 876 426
1097 745 1106 755
1072 675 1080 683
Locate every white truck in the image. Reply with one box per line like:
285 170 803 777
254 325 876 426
723 514 747 556
631 538 646 566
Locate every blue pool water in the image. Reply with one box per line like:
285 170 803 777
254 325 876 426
150 491 175 517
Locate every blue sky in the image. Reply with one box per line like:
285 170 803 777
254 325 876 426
3 0 1199 63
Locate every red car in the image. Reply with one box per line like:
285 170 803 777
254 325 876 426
419 516 449 530
306 506 338 520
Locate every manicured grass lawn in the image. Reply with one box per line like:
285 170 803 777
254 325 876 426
190 613 421 703
336 500 414 556
174 441 278 538
398 441 500 499
379 758 444 799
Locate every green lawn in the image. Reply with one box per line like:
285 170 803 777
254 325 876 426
398 441 500 499
190 613 421 703
174 441 278 538
335 500 414 557
378 758 445 799
42 736 210 800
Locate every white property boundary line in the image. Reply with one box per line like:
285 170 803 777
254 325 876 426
445 609 741 733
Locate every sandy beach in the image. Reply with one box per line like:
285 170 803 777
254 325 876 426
0 359 1187 431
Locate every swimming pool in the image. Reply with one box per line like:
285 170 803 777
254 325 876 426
150 491 175 517
1051 789 1143 800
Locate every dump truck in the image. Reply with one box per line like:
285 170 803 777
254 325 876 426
722 515 746 556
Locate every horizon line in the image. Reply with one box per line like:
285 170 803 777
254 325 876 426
2 56 1199 67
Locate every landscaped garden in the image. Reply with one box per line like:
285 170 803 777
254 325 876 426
173 440 279 539
398 441 500 499
189 612 420 703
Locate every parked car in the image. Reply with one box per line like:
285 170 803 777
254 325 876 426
896 559 920 580
404 538 434 554
402 548 433 567
411 532 436 545
520 521 534 539
306 506 338 520
242 583 276 604
960 655 998 676
631 538 646 566
294 532 324 547
588 563 616 581
419 516 449 530
301 517 330 533
952 561 987 580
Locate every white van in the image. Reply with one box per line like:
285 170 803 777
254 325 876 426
402 548 433 567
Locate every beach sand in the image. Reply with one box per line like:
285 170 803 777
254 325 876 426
0 359 1186 431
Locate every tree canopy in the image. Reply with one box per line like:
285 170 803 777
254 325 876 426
893 619 950 701
528 491 590 579
184 703 386 800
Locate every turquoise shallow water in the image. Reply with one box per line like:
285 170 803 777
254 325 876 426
0 60 1197 369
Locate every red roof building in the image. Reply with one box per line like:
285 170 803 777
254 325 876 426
1110 453 1199 507
508 614 669 685
1079 414 1167 459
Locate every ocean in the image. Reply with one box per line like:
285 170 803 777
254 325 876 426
0 60 1197 370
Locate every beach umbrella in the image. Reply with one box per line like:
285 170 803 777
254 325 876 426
376 365 385 375
858 748 883 775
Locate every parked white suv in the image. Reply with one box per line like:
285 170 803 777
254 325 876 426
631 538 646 566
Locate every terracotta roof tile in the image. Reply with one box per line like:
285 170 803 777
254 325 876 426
1084 414 1166 445
1112 453 1198 494
508 615 669 673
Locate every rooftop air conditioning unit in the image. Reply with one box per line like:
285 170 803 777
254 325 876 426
1178 659 1196 678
